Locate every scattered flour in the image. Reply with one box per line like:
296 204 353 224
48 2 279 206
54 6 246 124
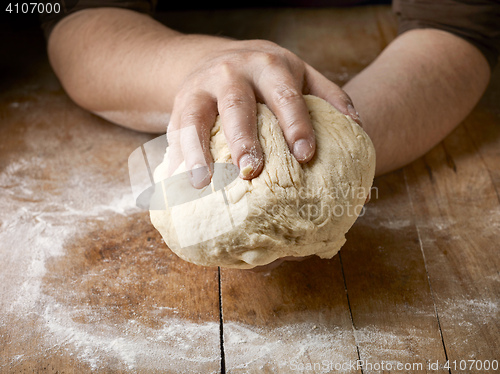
43 302 220 371
223 322 356 373
2 98 499 371
0 153 214 371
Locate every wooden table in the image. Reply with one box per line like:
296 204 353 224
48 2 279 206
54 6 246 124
1 6 498 373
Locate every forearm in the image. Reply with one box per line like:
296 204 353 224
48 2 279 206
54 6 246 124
48 7 359 183
48 7 229 132
343 29 491 176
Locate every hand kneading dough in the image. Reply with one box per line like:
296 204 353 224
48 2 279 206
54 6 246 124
150 95 375 269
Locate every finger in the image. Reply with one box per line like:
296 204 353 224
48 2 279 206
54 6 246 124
173 91 217 188
165 117 184 178
257 67 316 163
304 65 363 126
217 84 264 179
181 125 213 188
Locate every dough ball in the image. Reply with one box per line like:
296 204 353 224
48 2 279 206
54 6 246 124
150 95 375 269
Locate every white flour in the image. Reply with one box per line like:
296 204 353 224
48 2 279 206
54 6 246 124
0 154 219 372
2 94 499 372
43 302 220 371
2 152 498 372
223 322 357 373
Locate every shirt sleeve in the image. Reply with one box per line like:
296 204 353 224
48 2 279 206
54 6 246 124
392 0 500 71
39 0 157 40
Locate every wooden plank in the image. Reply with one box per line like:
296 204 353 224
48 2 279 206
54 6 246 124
404 115 500 370
340 171 448 373
220 257 361 373
463 69 500 196
210 6 426 373
0 88 222 372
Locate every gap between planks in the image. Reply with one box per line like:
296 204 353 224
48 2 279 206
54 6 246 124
218 267 226 374
403 169 452 374
339 252 364 374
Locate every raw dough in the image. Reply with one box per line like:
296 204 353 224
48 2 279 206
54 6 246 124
150 95 375 269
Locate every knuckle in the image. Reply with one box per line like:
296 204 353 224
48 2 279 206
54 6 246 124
281 119 313 144
174 87 198 108
216 60 239 80
253 43 300 68
273 86 302 107
254 39 279 49
225 128 256 152
247 39 279 53
256 50 282 67
228 132 247 147
179 110 205 127
282 118 303 133
173 90 214 129
219 91 248 112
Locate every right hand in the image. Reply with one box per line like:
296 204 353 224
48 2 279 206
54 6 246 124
166 39 362 188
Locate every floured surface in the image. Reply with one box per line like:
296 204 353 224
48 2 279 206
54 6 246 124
219 256 362 373
2 5 500 374
0 92 221 373
223 322 355 373
404 118 500 364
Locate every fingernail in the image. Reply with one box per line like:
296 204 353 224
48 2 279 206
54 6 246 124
347 103 362 125
190 164 210 188
239 154 257 178
293 139 313 162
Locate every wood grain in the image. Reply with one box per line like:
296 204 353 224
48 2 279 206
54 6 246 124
341 171 448 373
220 257 361 373
404 119 500 370
0 90 222 373
463 70 500 196
211 7 396 373
2 5 500 374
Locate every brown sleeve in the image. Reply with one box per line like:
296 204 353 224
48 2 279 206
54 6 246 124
39 0 157 40
392 0 500 71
